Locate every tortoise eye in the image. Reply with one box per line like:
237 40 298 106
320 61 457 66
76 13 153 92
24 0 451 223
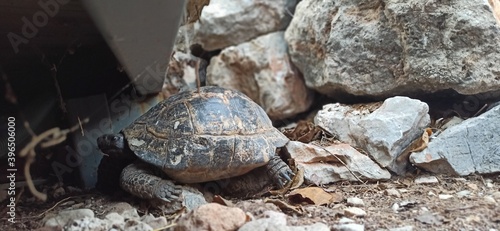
112 136 119 141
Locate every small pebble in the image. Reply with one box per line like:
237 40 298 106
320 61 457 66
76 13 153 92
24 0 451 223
419 207 429 213
53 187 66 198
141 214 168 229
414 176 438 184
492 191 500 200
438 194 453 200
484 195 497 205
391 203 400 213
347 197 365 207
456 190 471 198
485 179 494 188
338 217 355 224
428 191 436 196
385 188 401 198
344 207 366 217
398 189 409 193
388 226 414 231
467 183 478 191
334 223 365 231
466 215 481 223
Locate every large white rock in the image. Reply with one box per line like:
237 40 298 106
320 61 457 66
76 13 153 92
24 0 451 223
193 0 298 51
207 31 313 120
410 104 500 175
285 0 500 98
285 141 391 184
315 96 430 175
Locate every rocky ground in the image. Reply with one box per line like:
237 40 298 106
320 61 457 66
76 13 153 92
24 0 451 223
1 174 499 230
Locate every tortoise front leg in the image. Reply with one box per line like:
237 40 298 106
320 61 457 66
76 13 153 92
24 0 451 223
120 161 182 203
265 155 295 188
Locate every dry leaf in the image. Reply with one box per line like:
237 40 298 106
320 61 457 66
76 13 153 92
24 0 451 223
184 0 210 24
282 121 325 143
288 187 335 205
409 128 432 152
212 195 234 207
290 167 304 190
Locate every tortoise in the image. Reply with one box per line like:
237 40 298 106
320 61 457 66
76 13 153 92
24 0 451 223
97 86 294 204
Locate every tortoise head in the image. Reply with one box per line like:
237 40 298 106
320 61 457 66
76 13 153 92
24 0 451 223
97 133 129 158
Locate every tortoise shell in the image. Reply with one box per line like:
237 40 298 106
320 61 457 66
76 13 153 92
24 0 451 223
122 86 289 183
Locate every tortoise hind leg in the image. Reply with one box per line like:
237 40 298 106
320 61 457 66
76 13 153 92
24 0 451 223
120 160 182 203
265 156 294 188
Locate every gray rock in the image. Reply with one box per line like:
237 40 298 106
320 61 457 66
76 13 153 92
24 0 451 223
44 209 94 227
238 210 287 231
414 176 439 185
194 0 298 51
105 212 125 227
174 24 195 53
285 0 500 98
288 223 330 231
388 226 414 231
344 207 367 218
43 207 167 231
64 217 110 231
316 96 430 175
385 188 402 198
346 197 365 207
456 190 472 198
140 214 168 230
207 31 313 120
410 105 500 175
333 223 365 231
285 141 391 184
237 210 330 231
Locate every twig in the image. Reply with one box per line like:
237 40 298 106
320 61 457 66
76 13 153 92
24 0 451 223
472 104 488 117
77 116 84 136
195 59 201 94
153 223 177 231
19 118 89 201
318 145 365 184
20 195 83 220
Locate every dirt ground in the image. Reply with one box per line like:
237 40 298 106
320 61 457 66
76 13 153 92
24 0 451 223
1 174 499 230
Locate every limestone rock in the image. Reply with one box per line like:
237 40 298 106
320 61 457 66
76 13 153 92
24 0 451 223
44 209 94 228
239 210 330 231
64 217 111 231
285 0 500 98
174 24 195 53
315 96 430 175
285 141 391 184
42 206 170 231
207 31 313 120
414 176 439 185
344 207 367 218
346 197 365 207
175 203 248 231
333 223 365 231
410 105 500 176
164 51 208 96
194 0 298 50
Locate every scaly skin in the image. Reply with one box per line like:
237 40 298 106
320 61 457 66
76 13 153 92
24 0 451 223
120 161 183 202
